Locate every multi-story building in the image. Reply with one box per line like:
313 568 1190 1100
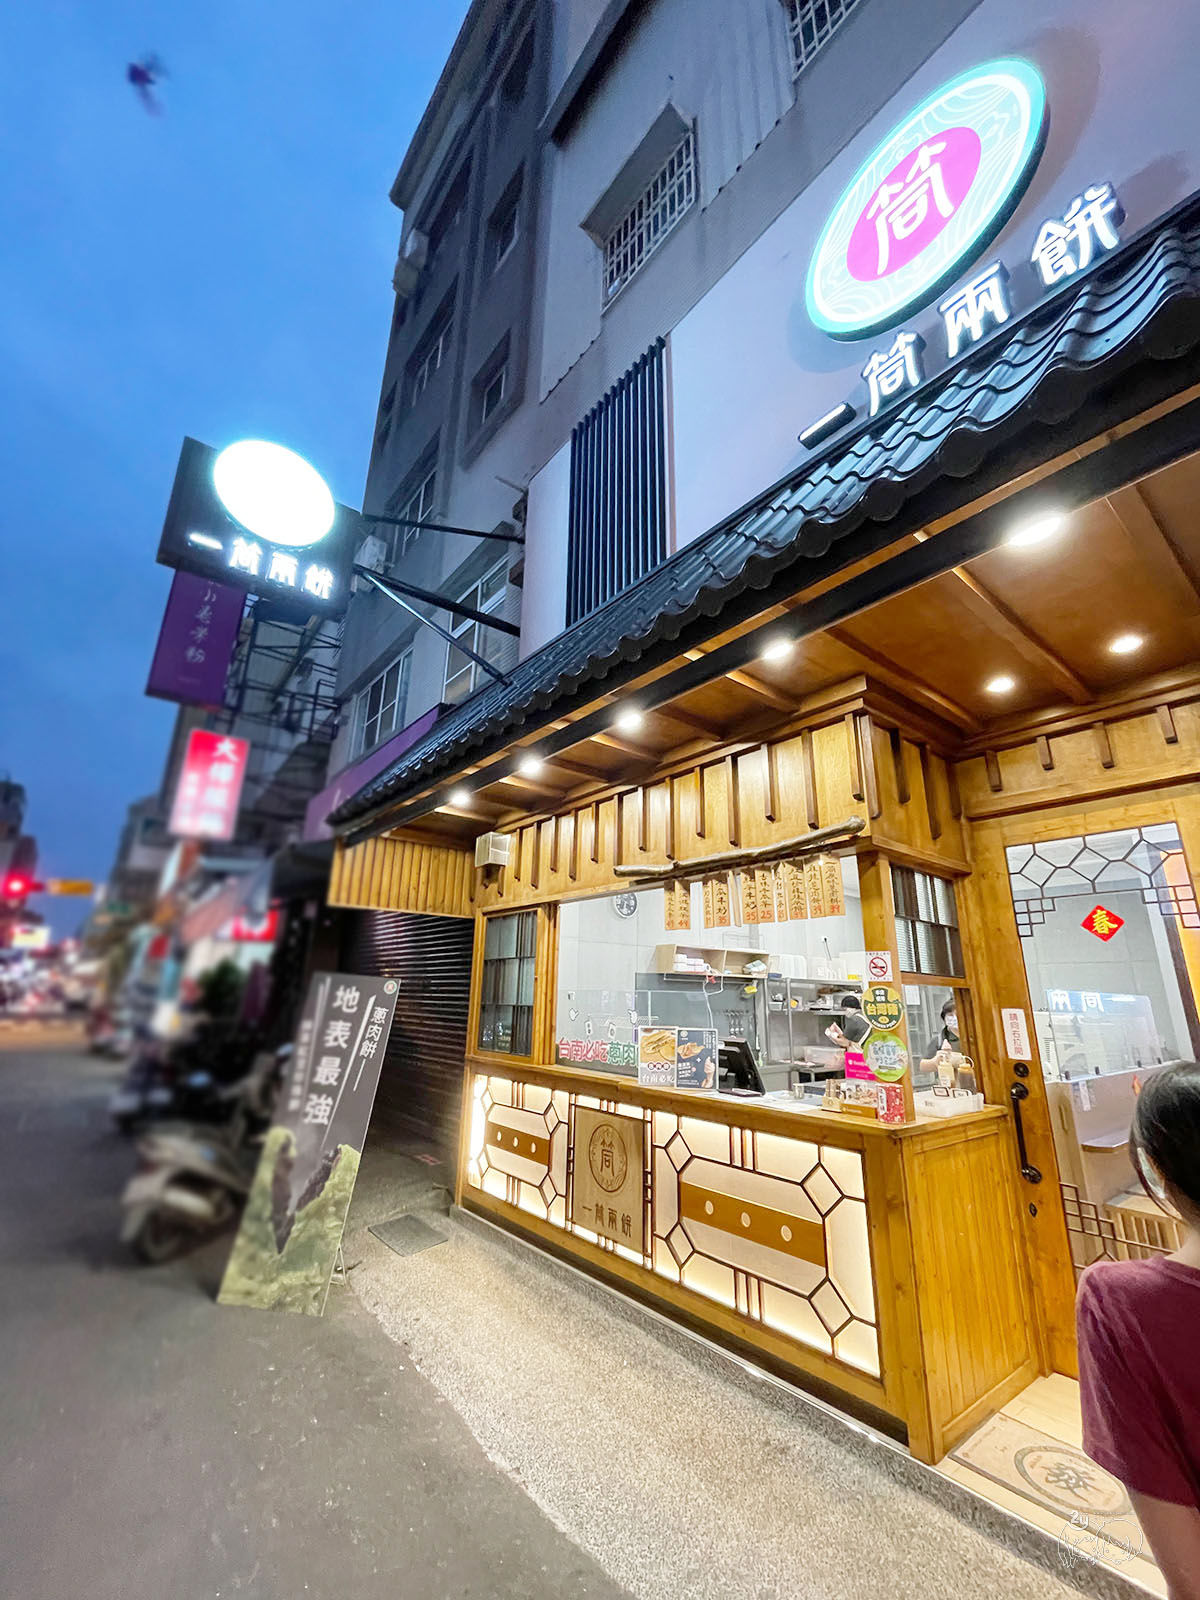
322 0 1200 1564
324 0 552 810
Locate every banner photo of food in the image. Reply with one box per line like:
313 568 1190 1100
636 1025 719 1089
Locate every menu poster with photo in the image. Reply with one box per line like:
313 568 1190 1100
636 1026 678 1086
676 1028 719 1090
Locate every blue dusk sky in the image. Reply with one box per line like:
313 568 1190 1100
0 0 467 934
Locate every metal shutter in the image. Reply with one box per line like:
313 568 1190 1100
340 910 473 1160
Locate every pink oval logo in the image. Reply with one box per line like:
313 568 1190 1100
846 126 982 282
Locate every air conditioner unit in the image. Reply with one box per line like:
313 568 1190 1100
475 832 512 868
352 534 389 592
392 228 429 298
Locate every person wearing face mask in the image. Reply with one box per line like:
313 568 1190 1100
923 997 959 1062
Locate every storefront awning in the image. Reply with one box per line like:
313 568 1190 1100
331 195 1200 840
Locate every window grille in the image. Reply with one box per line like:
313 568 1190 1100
782 0 859 77
566 339 668 625
603 131 697 303
893 866 964 977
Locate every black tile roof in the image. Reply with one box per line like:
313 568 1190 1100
332 196 1200 834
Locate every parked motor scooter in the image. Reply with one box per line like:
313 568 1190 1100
119 1047 285 1263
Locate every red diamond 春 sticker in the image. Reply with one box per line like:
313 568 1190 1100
1082 904 1124 942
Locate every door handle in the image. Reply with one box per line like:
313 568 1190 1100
1010 1077 1043 1184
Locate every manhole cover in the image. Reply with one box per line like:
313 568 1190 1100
369 1214 449 1257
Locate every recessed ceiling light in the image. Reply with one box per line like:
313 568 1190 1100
614 709 644 733
1109 632 1145 655
517 754 543 777
985 674 1017 695
761 636 794 662
1006 512 1065 549
449 788 470 807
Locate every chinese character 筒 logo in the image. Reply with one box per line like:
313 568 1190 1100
808 62 1045 338
588 1123 628 1193
858 138 963 277
1082 904 1125 943
861 331 925 417
1032 184 1123 287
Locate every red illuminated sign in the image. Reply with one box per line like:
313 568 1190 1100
168 729 249 842
1081 904 1125 942
227 909 280 943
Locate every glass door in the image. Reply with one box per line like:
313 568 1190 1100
1006 821 1200 1270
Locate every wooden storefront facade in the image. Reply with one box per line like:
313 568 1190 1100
325 222 1200 1464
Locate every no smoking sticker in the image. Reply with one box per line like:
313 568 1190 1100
866 951 893 982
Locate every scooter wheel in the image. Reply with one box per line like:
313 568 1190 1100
131 1213 190 1264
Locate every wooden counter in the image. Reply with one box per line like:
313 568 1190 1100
458 1057 1037 1462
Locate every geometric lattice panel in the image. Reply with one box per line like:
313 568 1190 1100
466 1074 879 1379
1007 824 1200 937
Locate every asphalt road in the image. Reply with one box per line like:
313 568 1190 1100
0 1032 629 1600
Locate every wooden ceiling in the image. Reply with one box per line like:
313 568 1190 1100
402 447 1200 842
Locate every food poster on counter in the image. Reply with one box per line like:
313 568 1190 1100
572 1106 646 1251
218 971 399 1317
636 1026 678 1086
676 1028 719 1090
860 981 916 1123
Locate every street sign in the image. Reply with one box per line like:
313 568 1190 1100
46 879 95 896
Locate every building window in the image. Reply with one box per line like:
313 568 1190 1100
488 181 521 273
893 867 964 978
354 651 412 755
409 309 453 405
396 464 437 554
566 339 668 625
443 559 511 704
479 910 537 1056
469 335 511 437
375 381 397 449
480 364 506 424
782 0 860 77
603 129 696 303
427 161 470 258
500 27 534 109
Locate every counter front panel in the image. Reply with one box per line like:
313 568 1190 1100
465 1069 881 1385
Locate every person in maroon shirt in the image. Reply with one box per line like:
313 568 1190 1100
1077 1061 1200 1599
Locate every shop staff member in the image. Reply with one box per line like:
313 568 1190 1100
827 995 872 1052
1077 1062 1200 1598
924 998 959 1061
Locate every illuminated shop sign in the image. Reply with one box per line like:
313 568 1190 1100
168 729 250 842
156 437 355 615
806 59 1048 340
799 61 1128 448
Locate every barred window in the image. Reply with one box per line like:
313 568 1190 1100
603 130 697 303
893 867 964 978
354 651 411 755
782 0 860 77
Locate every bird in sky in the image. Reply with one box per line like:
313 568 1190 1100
127 54 167 115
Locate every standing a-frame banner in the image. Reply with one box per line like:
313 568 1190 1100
218 971 399 1316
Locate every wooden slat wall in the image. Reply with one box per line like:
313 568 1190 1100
328 836 474 918
476 707 967 911
955 682 1200 820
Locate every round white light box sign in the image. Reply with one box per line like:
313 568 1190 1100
213 439 335 549
805 58 1047 339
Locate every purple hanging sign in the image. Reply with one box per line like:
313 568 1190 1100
146 571 244 706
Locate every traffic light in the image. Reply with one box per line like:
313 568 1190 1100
2 874 44 901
